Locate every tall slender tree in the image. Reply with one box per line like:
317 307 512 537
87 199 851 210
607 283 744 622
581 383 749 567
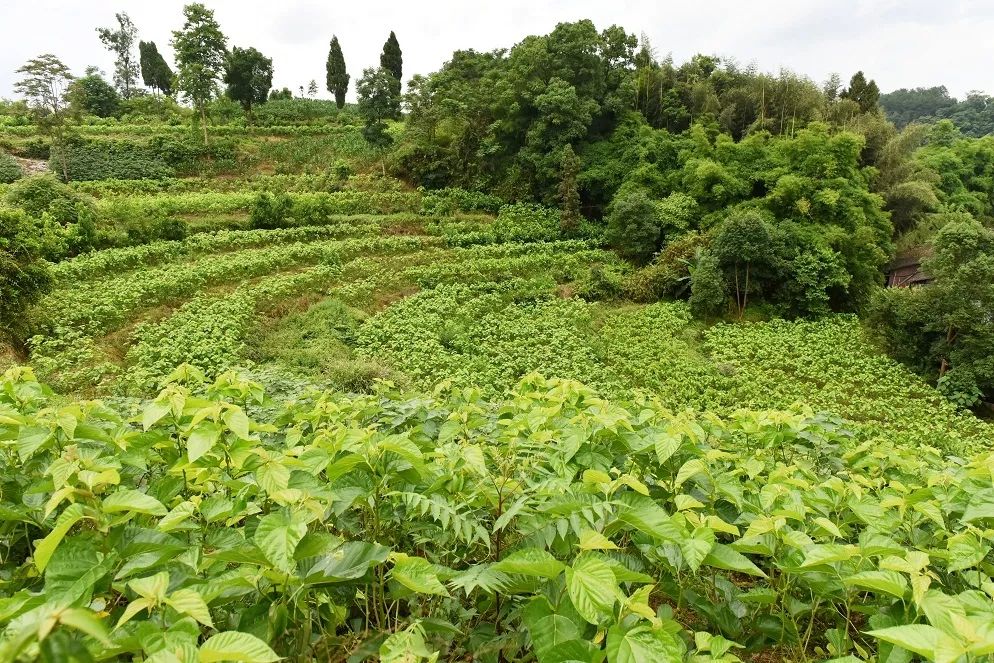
224 46 273 115
379 30 403 104
558 144 582 232
139 41 174 96
326 35 349 108
14 54 74 180
171 3 227 143
357 67 399 174
96 12 140 98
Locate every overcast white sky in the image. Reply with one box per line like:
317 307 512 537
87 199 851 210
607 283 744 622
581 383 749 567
1 0 991 103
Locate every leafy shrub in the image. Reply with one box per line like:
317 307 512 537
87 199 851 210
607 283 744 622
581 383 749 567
5 174 94 224
492 203 562 242
148 135 239 175
420 187 504 216
604 190 662 263
575 262 626 300
0 207 52 344
50 137 174 181
249 192 294 229
0 150 22 183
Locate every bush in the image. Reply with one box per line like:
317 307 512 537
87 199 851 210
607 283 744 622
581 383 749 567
575 262 626 301
492 203 562 242
250 192 294 229
0 151 22 184
50 138 173 181
148 135 238 176
689 250 727 318
124 214 188 244
604 190 661 263
420 187 504 216
0 207 52 345
5 175 93 224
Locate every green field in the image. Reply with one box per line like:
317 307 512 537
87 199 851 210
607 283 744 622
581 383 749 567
2 11 994 663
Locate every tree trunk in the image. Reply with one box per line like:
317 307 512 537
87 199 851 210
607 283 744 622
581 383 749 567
938 324 956 378
200 105 208 144
741 262 750 320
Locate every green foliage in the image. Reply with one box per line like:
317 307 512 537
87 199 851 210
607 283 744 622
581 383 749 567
171 2 228 140
0 150 22 184
326 36 350 109
68 69 120 118
138 40 174 96
379 30 403 99
357 67 400 151
840 70 881 113
688 250 726 318
0 207 52 344
249 191 293 229
869 217 994 406
604 190 661 263
224 46 273 113
882 86 994 137
51 137 174 181
95 12 140 98
1 366 993 661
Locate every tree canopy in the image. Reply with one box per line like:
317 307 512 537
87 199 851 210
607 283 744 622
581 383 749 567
171 2 228 142
224 46 273 113
139 41 174 96
326 36 349 109
96 12 140 98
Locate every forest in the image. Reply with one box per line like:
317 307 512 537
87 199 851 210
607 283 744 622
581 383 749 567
0 5 993 662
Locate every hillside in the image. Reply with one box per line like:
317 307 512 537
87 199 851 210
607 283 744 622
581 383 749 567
1 9 994 663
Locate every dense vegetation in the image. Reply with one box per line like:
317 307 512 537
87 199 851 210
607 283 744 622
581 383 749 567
0 4 993 662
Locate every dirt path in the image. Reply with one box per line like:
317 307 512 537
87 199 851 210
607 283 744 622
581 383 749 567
12 156 47 176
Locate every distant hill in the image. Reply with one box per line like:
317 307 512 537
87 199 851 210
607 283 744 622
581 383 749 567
880 86 994 136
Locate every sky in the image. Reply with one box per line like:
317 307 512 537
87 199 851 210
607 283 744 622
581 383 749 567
1 0 991 103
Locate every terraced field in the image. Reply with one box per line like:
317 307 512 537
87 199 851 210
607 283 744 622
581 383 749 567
16 177 989 457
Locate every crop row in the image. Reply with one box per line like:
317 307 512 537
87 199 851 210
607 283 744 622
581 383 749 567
2 367 990 661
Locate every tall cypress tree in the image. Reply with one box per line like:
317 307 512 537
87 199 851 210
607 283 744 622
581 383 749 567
326 35 349 108
379 31 402 96
139 40 173 96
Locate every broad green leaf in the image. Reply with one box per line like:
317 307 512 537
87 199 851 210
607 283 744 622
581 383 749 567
493 548 566 578
303 541 390 585
116 596 153 628
617 496 682 543
674 458 706 487
223 408 251 440
867 624 963 663
680 527 715 573
606 624 683 663
254 511 307 573
142 399 171 431
799 543 857 568
158 501 197 533
390 555 449 596
102 489 167 516
199 631 280 663
961 488 994 524
920 590 967 637
578 529 619 551
58 608 111 645
843 571 908 598
187 422 221 463
565 554 620 625
165 589 213 627
654 433 681 464
34 504 87 572
946 532 989 572
256 461 290 496
704 544 767 578
129 571 170 601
